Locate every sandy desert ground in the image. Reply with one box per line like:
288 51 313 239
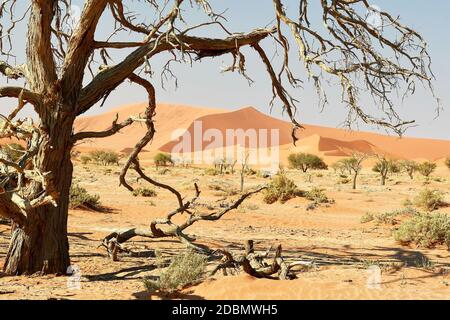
0 103 449 300
0 163 449 300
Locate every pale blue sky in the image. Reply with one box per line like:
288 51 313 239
1 1 449 139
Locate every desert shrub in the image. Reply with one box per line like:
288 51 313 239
157 168 171 175
304 187 330 204
143 250 206 293
80 155 91 165
154 153 173 167
445 157 450 170
288 153 328 172
204 167 219 176
360 212 374 224
256 170 272 178
417 162 437 178
413 189 446 211
0 143 25 162
362 208 418 225
400 160 418 179
208 182 239 196
375 211 400 225
263 174 302 204
132 187 157 197
101 151 119 166
394 212 450 249
69 184 101 210
245 167 258 176
88 150 119 166
331 161 348 174
338 177 351 185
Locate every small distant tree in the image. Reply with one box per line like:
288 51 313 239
445 157 450 170
372 158 400 186
331 160 351 175
342 154 368 190
154 153 174 168
417 162 437 179
0 143 25 162
401 160 419 180
88 150 119 166
288 153 327 173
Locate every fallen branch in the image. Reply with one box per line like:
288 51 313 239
212 240 296 280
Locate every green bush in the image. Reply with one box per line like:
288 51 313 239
360 212 375 224
401 160 418 179
143 250 206 293
132 187 157 197
208 182 239 196
87 150 119 166
304 187 330 204
445 157 450 170
204 167 219 176
263 174 302 204
69 184 101 210
80 155 91 165
154 153 173 167
417 162 437 178
413 189 446 211
0 143 25 162
288 153 328 172
394 212 450 249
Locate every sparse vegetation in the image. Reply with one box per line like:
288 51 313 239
288 153 328 173
445 157 450 170
132 187 157 198
360 212 375 224
204 167 219 176
143 250 206 294
304 187 331 204
413 189 446 211
69 184 101 211
394 212 450 249
401 160 419 180
154 153 174 168
83 150 120 166
263 174 303 204
339 154 367 190
372 158 400 186
208 181 239 196
417 162 437 179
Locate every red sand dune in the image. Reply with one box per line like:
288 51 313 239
72 103 450 161
73 102 225 152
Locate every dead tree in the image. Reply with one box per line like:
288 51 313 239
102 181 267 260
211 240 296 280
0 1 438 275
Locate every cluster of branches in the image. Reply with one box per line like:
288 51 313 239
0 97 58 227
1 1 437 135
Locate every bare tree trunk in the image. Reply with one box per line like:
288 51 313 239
3 114 74 275
352 173 358 190
381 175 386 186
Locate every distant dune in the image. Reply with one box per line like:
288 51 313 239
72 102 450 162
74 102 225 153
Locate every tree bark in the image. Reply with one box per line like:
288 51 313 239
352 173 358 190
3 114 74 275
381 175 386 186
